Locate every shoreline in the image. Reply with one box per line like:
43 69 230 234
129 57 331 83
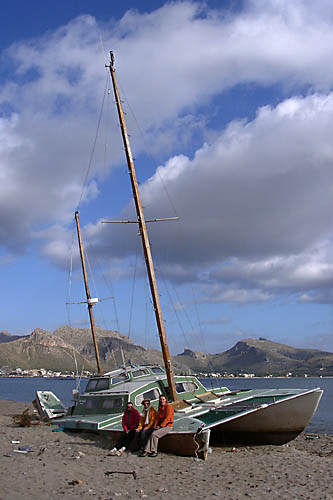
0 400 332 499
1 375 333 378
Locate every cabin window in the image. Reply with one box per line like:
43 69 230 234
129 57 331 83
85 378 109 391
102 397 125 409
151 367 164 374
84 398 99 409
132 369 149 378
176 381 198 393
111 373 129 385
183 381 198 392
135 388 160 406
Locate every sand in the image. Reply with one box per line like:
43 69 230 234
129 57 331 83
0 400 332 500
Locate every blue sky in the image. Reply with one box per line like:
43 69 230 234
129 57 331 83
1 0 333 355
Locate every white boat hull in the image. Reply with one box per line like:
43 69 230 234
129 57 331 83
210 388 323 445
33 391 67 421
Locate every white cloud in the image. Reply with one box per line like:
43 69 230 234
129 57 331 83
90 90 333 305
2 1 333 307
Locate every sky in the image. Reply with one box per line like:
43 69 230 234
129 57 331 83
1 0 333 355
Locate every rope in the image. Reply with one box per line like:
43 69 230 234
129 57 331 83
193 431 201 461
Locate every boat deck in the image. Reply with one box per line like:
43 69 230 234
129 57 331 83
57 387 320 434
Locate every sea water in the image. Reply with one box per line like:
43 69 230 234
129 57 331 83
0 376 331 434
0 377 78 407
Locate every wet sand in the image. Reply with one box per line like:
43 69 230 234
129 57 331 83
0 400 332 500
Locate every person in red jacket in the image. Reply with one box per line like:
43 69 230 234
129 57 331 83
110 402 140 456
140 394 174 457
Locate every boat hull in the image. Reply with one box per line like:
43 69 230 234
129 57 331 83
33 391 66 421
209 388 323 445
39 368 324 458
104 428 209 458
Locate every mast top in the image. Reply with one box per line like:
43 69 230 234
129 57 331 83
110 51 115 69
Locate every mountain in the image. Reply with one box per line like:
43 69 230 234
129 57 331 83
0 328 93 372
0 331 25 343
0 326 188 373
0 328 332 375
175 338 333 376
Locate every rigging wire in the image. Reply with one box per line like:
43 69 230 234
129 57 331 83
76 76 109 211
66 39 126 373
66 224 77 331
191 286 209 355
103 88 112 179
99 76 121 335
96 24 108 68
115 73 180 219
192 286 218 387
144 275 149 349
127 234 140 340
105 64 184 355
78 224 123 369
152 253 191 348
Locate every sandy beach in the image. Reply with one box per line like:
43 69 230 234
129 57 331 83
0 400 332 500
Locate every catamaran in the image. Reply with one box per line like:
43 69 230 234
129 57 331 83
36 52 323 459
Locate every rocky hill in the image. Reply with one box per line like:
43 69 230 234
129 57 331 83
0 331 24 343
0 329 332 375
175 338 333 376
0 326 188 373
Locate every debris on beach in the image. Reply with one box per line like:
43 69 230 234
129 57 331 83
105 470 137 480
68 478 85 486
12 445 33 454
52 425 65 432
305 434 320 440
12 408 38 427
18 445 33 452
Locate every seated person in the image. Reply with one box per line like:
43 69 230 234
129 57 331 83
136 398 157 452
140 395 174 457
110 402 140 455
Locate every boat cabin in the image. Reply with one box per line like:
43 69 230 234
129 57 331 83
70 365 213 418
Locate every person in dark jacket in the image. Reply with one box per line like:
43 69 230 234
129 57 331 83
110 402 140 455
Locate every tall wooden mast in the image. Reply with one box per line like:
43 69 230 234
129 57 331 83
107 52 178 401
75 210 102 374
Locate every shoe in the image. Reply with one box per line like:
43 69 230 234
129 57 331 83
110 448 118 456
148 451 158 457
139 451 148 457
